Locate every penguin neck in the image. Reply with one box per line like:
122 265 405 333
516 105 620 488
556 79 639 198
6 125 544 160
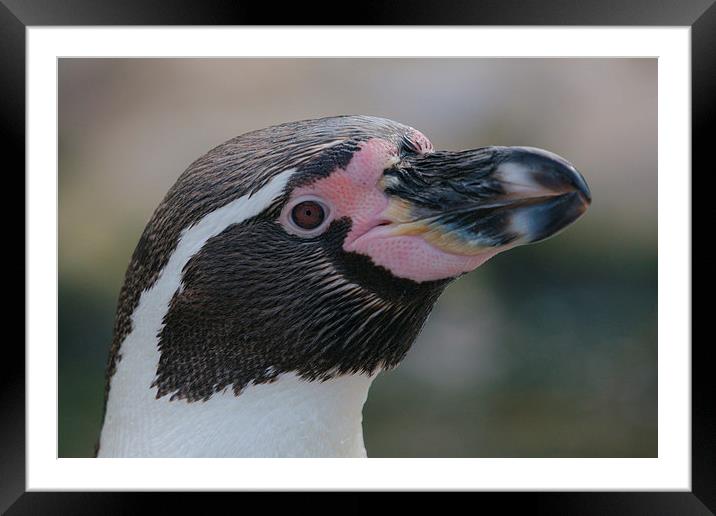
99 232 376 457
100 361 375 457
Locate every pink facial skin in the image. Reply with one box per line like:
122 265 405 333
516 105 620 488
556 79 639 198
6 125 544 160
282 135 500 283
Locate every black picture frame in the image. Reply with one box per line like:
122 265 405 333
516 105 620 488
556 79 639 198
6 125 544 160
4 1 711 513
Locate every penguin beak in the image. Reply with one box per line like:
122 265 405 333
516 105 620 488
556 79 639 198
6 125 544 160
380 146 591 255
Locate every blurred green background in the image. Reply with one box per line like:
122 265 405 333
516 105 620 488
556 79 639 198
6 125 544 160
59 58 657 458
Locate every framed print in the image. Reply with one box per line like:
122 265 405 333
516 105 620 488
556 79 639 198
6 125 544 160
6 0 712 513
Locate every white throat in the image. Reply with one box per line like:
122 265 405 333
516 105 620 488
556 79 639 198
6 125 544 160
99 168 376 457
100 370 375 458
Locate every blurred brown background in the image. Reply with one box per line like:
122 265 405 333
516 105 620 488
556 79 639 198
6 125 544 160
59 58 657 457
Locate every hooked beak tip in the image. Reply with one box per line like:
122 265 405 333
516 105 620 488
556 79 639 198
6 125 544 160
573 171 592 206
494 147 591 244
497 146 591 204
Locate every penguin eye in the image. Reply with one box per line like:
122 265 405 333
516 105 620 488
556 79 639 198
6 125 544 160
284 196 332 236
291 201 325 230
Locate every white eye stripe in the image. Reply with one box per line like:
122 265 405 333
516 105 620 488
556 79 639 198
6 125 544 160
283 195 334 237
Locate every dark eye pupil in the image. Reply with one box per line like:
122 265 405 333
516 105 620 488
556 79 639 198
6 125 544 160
291 201 325 230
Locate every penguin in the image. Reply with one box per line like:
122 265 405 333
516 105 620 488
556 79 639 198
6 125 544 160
97 115 590 457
